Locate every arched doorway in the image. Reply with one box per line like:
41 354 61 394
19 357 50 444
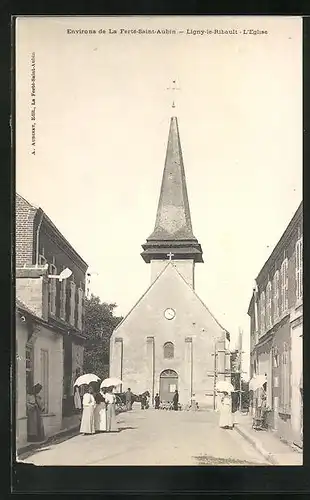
159 369 178 402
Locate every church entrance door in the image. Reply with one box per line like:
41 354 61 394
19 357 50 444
159 369 178 403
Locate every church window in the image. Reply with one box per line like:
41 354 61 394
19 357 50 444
163 342 174 359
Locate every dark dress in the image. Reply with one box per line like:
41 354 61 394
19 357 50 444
27 394 45 442
173 392 179 411
155 396 160 409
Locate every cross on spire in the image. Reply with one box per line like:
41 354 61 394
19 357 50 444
167 252 174 260
166 80 180 109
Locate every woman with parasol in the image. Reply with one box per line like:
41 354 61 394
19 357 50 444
216 381 234 430
100 377 122 432
74 374 100 436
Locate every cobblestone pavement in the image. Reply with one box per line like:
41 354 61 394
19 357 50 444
19 406 269 466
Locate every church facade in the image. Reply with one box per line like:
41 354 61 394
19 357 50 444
109 116 230 408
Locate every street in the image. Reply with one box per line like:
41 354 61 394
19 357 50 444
19 406 269 466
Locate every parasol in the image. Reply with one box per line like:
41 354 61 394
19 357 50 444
73 373 100 387
100 377 123 388
249 374 267 391
216 380 234 393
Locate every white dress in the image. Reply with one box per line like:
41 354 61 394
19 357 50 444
219 395 233 428
105 392 118 432
80 393 95 434
94 395 107 432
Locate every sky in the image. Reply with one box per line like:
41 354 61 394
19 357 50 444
16 16 302 378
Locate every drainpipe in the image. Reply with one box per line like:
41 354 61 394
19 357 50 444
35 210 44 265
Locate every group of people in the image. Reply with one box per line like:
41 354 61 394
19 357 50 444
80 385 118 435
154 390 179 410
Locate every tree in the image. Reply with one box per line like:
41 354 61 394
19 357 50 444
83 294 123 380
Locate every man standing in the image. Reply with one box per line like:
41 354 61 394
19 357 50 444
173 389 179 411
125 388 132 411
154 393 160 409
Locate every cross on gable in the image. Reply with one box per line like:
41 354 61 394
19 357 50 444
167 252 174 260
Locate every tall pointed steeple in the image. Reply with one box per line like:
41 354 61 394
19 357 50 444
141 116 203 265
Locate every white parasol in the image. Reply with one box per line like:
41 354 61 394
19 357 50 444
216 380 234 393
73 373 100 387
249 374 267 391
100 377 123 388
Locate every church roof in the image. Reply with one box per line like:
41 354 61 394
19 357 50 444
113 261 229 336
141 116 203 263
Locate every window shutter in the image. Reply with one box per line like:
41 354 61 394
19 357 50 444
266 282 272 329
77 287 83 331
69 281 76 326
281 259 288 313
48 264 57 315
60 279 67 320
273 272 279 321
260 292 265 336
296 238 303 301
300 238 303 298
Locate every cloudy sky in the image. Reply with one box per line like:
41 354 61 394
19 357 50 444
16 16 302 377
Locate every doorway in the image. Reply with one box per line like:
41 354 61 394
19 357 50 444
159 369 178 402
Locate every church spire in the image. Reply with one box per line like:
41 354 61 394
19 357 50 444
150 116 195 240
141 116 203 264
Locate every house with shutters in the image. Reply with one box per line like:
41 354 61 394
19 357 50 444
15 193 88 449
248 201 303 448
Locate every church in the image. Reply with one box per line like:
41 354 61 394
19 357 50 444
109 115 231 408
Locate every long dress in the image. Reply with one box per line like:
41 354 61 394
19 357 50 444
80 393 96 434
173 392 179 411
94 393 107 432
27 394 44 442
219 395 233 428
27 394 45 442
105 393 118 432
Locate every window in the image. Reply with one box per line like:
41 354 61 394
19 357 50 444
280 343 290 413
163 342 174 359
60 278 67 320
296 237 303 301
77 285 84 331
48 263 57 315
40 349 49 414
273 346 280 368
69 280 76 326
273 270 280 321
266 281 272 330
280 258 288 313
259 291 266 336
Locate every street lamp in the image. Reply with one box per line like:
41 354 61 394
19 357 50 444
48 267 72 282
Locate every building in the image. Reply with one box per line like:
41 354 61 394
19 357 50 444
109 116 230 408
16 194 88 447
16 277 63 448
248 202 303 447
